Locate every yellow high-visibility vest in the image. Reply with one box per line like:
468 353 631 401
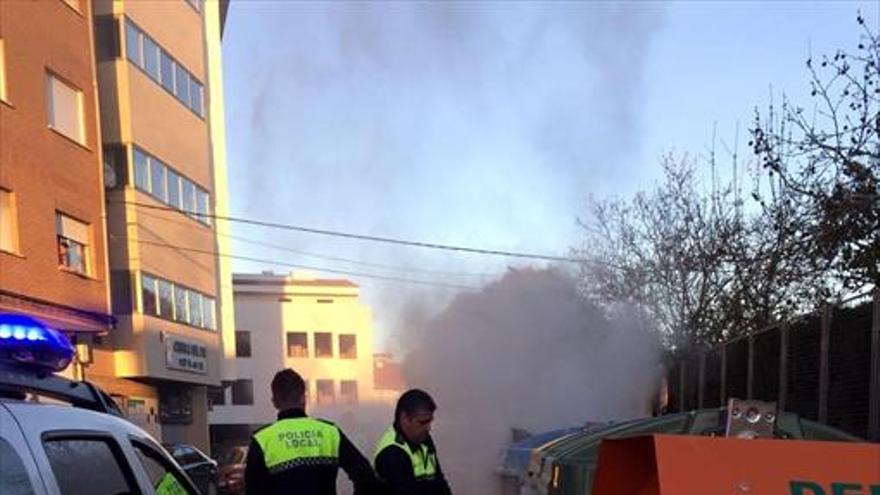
374 426 438 480
254 418 341 474
155 472 187 495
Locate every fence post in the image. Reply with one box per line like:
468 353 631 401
720 343 727 405
698 353 706 408
869 289 880 441
818 305 832 424
747 336 755 400
778 323 788 412
679 360 686 413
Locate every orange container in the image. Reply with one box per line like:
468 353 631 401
592 434 880 495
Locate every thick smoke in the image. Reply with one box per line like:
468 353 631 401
399 267 662 494
226 2 666 281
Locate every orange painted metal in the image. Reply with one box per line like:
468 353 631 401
592 434 880 495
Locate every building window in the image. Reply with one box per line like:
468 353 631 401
286 332 308 358
203 298 216 330
339 335 357 359
159 50 174 92
46 74 85 144
150 156 167 202
316 380 334 406
231 379 253 405
190 81 203 116
315 333 333 358
182 179 195 215
235 331 251 358
174 63 190 104
133 148 150 191
196 189 210 225
125 21 140 65
140 272 216 331
156 279 174 318
57 235 87 273
0 189 19 254
188 292 203 327
124 19 204 118
0 39 7 103
142 36 159 80
174 285 189 324
141 274 158 315
56 213 90 275
340 381 358 405
207 386 225 408
166 169 181 208
131 146 211 227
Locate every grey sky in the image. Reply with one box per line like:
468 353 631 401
221 1 878 347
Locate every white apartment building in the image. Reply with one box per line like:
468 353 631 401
208 271 379 450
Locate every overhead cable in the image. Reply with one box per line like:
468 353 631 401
110 235 482 291
124 201 582 264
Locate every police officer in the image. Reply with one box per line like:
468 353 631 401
374 389 452 495
245 368 380 494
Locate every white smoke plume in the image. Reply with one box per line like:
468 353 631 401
398 267 662 494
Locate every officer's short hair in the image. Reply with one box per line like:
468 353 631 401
272 368 306 404
395 389 436 420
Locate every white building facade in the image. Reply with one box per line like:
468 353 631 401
208 272 379 450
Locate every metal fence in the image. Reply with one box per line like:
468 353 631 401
666 291 880 441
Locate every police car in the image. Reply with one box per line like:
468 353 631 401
0 313 204 495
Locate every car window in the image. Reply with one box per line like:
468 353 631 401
43 437 138 495
0 438 35 495
132 442 196 495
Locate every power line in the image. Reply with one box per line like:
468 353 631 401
134 208 497 279
225 233 498 279
124 201 583 264
110 235 482 291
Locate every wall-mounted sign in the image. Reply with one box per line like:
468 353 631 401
165 336 207 374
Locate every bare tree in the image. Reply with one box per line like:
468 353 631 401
721 164 832 332
576 155 742 352
579 13 877 352
750 13 879 296
576 148 832 351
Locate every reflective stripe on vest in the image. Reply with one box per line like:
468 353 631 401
374 426 438 481
155 472 187 495
254 418 341 474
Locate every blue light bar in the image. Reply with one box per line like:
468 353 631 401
0 314 76 372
